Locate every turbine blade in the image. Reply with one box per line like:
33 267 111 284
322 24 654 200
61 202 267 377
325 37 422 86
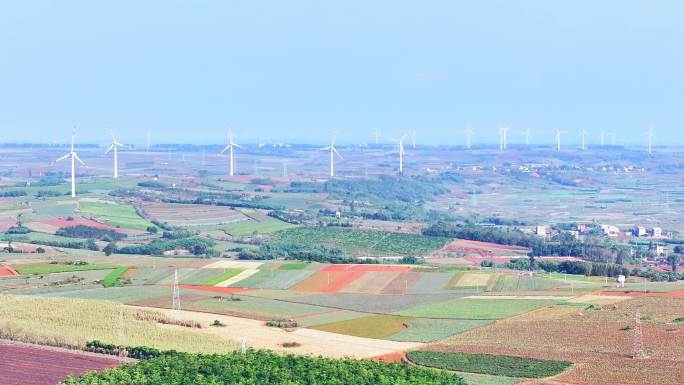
333 147 342 159
220 145 230 154
105 144 115 154
55 154 70 163
319 146 331 151
74 153 86 166
233 143 246 150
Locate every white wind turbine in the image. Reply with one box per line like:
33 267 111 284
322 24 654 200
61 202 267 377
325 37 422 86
554 129 565 151
580 129 588 150
373 130 381 144
497 125 510 150
611 132 616 146
146 133 151 152
464 125 473 149
55 128 86 198
644 124 656 154
391 134 407 173
105 129 127 179
411 131 418 149
319 136 342 177
220 130 245 176
599 130 606 147
523 128 531 146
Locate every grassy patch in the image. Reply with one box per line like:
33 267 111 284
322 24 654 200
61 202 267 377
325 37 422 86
77 201 155 231
395 298 556 320
673 317 684 323
406 351 572 378
13 263 116 275
224 219 295 236
102 267 129 287
203 269 244 286
310 314 413 339
278 262 310 270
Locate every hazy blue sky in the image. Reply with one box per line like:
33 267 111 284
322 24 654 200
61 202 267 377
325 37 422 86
1 1 682 145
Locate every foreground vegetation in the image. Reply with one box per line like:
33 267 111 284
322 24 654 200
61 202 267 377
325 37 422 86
406 351 572 378
62 350 464 385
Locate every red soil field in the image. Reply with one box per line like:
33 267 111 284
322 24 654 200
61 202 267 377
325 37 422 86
321 264 411 272
371 351 406 363
290 270 366 293
595 289 684 299
42 217 120 232
0 265 19 276
0 341 124 385
178 285 251 294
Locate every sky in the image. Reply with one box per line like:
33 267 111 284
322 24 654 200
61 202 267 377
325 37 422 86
1 1 683 146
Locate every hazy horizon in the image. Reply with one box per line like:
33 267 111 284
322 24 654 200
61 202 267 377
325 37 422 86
1 1 682 145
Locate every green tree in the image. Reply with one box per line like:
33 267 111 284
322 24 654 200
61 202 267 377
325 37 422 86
103 242 117 256
667 254 681 273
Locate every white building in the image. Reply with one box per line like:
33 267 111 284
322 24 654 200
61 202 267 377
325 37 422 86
535 226 547 236
601 224 620 237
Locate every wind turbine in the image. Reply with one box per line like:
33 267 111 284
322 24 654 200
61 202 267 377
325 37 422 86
464 125 473 149
611 132 616 146
319 136 342 177
391 134 407 173
523 128 531 146
644 124 656 154
373 130 380 144
411 131 418 149
554 129 565 151
146 133 151 152
580 129 588 150
599 130 605 147
54 128 86 198
497 125 510 150
220 130 245 176
105 129 127 178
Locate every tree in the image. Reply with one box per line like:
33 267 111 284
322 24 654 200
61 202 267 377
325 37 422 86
667 254 681 273
103 242 117 256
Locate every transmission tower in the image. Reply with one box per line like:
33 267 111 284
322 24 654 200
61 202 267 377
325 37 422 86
632 309 643 358
172 268 181 318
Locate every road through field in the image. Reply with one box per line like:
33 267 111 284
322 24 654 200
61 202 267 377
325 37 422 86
133 305 422 358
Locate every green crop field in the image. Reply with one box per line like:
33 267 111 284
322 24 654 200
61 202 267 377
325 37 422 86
407 351 572 378
311 314 413 339
13 262 116 275
223 218 295 236
387 318 493 342
102 267 129 287
77 201 155 230
203 268 244 286
270 227 448 256
395 298 557 320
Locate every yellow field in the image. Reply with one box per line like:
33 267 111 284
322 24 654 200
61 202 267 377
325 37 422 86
0 295 238 353
453 272 492 287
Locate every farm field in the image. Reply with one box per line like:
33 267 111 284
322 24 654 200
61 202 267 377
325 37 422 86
76 201 155 230
142 203 249 226
0 341 125 385
0 295 239 353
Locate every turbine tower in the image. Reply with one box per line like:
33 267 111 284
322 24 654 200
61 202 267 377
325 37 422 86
374 130 380 144
580 129 588 150
464 125 473 149
523 128 531 146
497 125 510 151
146 133 151 152
391 134 407 173
105 129 127 179
220 130 245 176
611 132 616 146
55 128 86 198
644 124 656 154
411 131 418 149
319 136 342 177
554 129 565 151
600 130 605 147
